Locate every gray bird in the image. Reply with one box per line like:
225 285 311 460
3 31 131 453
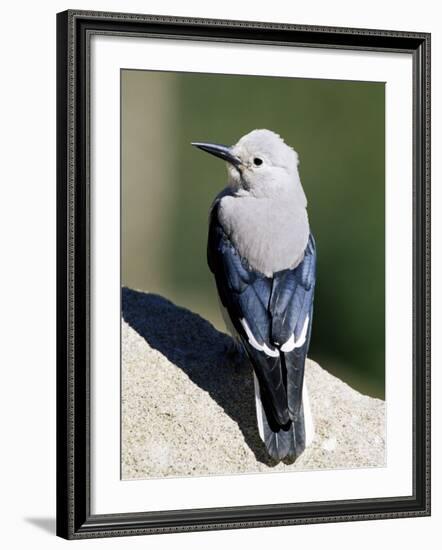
192 129 316 462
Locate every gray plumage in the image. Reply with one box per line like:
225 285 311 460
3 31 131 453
218 193 309 277
192 129 316 462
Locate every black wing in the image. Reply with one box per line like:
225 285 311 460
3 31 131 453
208 201 316 453
270 235 316 419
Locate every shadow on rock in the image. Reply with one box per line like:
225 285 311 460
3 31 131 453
122 287 274 465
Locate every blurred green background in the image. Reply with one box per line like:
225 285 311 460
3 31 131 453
122 69 385 399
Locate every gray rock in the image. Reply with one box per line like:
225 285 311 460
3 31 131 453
122 288 385 479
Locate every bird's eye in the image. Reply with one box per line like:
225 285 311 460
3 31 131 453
253 157 263 166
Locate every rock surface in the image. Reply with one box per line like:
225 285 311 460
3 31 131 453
122 288 385 479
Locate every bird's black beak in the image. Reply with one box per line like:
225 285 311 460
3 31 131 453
191 142 242 169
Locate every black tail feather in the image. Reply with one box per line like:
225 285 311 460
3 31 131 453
259 397 306 462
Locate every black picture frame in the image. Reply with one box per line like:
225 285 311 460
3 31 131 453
56 9 431 540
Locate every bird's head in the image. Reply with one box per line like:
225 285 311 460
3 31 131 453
192 129 304 201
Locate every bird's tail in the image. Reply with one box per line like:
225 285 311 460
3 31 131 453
253 372 314 462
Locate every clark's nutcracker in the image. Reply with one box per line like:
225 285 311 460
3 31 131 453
192 129 316 462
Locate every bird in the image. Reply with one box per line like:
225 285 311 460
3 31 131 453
191 129 316 463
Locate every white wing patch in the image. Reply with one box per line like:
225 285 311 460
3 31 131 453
252 372 265 440
240 318 279 357
280 315 309 352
